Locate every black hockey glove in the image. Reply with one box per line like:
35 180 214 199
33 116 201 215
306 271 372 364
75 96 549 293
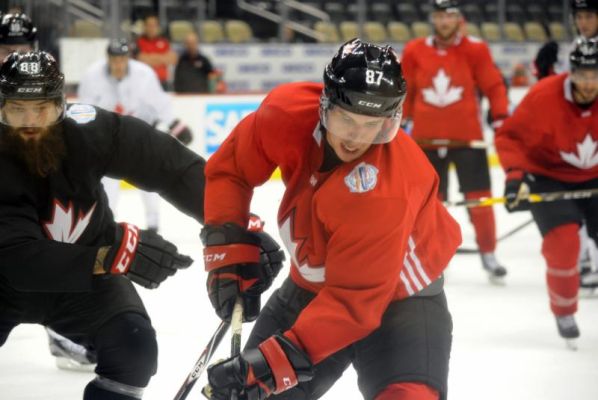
534 41 559 80
169 118 193 145
104 223 193 288
200 217 285 322
504 170 530 212
204 334 314 400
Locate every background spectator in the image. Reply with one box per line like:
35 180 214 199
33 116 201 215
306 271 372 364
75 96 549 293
174 31 216 93
135 13 178 90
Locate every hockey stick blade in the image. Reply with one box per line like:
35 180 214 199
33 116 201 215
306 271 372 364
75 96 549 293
172 320 230 400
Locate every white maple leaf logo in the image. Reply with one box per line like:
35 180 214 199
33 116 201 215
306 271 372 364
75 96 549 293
279 216 325 283
422 69 463 108
560 133 598 170
42 200 97 243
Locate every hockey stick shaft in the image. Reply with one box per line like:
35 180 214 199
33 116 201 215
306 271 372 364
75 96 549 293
230 298 244 400
415 138 489 149
446 187 598 208
456 218 535 254
172 320 231 400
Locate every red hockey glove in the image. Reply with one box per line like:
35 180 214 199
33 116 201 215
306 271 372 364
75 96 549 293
168 118 193 145
504 170 530 212
200 218 285 322
205 334 314 400
103 223 193 288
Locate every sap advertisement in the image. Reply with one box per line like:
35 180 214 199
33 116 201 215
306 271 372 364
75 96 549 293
171 95 265 158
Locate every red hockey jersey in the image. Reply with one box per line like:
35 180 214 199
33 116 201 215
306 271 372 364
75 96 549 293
204 82 461 364
401 35 508 141
496 73 598 182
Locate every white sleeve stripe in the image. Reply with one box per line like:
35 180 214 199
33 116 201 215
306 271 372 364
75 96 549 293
403 257 424 291
408 236 432 285
400 271 415 296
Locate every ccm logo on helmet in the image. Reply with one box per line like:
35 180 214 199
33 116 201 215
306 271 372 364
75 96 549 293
16 87 42 93
357 100 382 108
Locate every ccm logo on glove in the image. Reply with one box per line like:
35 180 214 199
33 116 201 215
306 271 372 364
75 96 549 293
112 223 139 274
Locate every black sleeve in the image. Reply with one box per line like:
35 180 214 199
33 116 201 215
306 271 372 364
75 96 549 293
104 112 205 223
0 180 98 292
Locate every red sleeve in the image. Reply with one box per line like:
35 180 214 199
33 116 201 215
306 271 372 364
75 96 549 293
400 41 417 120
204 104 284 226
285 158 461 364
495 90 539 172
471 41 509 120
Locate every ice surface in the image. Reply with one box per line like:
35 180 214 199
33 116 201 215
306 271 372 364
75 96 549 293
1 168 597 400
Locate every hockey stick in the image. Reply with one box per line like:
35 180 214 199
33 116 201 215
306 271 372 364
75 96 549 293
415 138 489 149
229 298 244 400
456 218 535 254
172 320 231 400
201 298 244 400
445 187 598 208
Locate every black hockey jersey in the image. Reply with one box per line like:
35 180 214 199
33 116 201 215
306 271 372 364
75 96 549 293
0 104 205 293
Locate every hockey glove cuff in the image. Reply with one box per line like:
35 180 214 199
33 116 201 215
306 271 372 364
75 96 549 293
169 119 193 145
201 218 285 322
104 223 193 288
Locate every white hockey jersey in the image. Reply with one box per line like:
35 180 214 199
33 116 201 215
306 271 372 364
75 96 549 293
77 59 175 126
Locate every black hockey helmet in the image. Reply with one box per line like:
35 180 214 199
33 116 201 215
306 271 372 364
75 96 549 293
0 13 37 46
570 0 598 13
432 0 460 13
321 38 406 144
0 51 64 101
570 37 598 71
323 38 406 118
107 38 131 56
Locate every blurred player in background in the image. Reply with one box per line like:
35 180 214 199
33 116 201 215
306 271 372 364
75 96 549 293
0 12 37 59
201 38 460 400
533 0 598 292
78 38 193 234
497 38 598 348
401 0 509 283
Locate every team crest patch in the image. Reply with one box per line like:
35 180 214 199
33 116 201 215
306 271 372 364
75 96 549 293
344 162 379 193
66 104 96 124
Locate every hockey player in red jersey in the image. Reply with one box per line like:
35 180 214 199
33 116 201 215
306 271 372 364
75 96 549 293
201 39 461 400
496 38 598 347
400 0 509 283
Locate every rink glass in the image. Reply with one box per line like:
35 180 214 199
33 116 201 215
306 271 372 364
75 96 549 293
0 99 63 128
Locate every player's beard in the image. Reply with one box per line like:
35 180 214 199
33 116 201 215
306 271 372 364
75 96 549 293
0 124 66 177
434 22 460 43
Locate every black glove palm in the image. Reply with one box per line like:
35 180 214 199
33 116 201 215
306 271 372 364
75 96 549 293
104 223 193 288
201 222 285 322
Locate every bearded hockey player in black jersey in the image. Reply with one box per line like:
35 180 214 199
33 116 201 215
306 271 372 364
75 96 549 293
0 51 204 399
